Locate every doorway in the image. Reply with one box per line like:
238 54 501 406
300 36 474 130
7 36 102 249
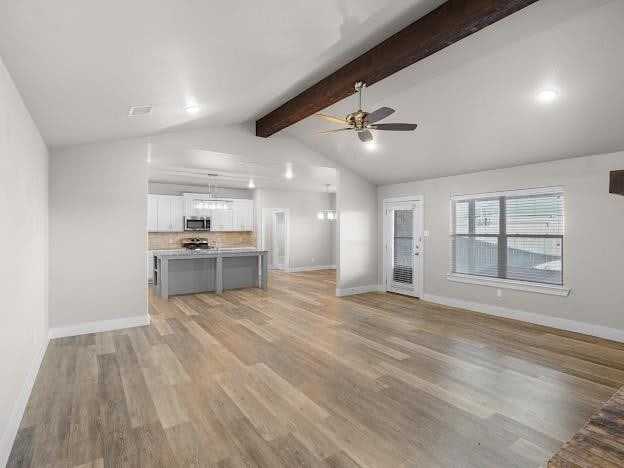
383 197 424 297
261 208 289 270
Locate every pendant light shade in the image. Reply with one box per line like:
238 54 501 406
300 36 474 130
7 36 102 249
193 174 233 211
317 184 336 221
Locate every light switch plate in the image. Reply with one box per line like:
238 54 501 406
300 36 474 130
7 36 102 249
496 289 503 298
424 230 430 237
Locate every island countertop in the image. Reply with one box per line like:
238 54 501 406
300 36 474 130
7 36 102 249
153 247 268 258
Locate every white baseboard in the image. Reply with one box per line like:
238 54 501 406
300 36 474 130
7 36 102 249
288 264 336 273
0 335 49 467
422 293 624 343
336 284 383 297
48 314 151 339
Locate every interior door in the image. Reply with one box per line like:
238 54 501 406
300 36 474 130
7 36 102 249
272 211 287 270
384 200 423 297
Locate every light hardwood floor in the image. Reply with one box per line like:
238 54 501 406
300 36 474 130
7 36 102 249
8 270 624 467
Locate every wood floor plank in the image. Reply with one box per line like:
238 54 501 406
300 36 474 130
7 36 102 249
141 366 190 429
6 426 36 468
10 270 624 468
118 364 160 428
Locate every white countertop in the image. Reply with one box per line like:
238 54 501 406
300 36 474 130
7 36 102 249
151 246 265 258
149 246 258 255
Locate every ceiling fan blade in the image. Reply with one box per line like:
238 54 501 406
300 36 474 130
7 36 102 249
313 128 351 136
366 107 395 123
358 130 373 142
371 123 418 131
314 113 348 125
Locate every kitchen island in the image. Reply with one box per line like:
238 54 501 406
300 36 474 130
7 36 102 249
152 248 268 300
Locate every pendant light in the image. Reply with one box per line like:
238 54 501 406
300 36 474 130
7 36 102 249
317 184 336 221
193 174 233 211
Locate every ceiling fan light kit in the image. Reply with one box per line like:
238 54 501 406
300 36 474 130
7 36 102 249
313 81 417 143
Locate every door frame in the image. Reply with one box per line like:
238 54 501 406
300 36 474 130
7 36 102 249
383 196 424 297
261 208 290 270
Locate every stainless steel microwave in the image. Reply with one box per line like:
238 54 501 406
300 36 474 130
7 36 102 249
184 216 211 231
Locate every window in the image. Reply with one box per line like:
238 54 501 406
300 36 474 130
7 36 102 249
450 187 564 287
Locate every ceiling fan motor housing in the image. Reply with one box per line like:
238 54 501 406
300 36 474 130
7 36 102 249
346 110 369 130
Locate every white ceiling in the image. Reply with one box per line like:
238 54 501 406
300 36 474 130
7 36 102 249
284 0 624 185
148 144 337 193
0 0 444 148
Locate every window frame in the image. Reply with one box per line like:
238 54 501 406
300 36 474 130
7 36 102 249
448 186 570 296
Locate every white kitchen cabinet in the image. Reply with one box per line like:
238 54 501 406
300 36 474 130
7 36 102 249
233 199 254 231
170 197 184 231
211 209 233 231
147 195 158 232
148 194 184 232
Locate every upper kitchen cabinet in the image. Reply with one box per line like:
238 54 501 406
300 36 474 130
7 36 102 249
233 199 254 231
148 194 184 232
211 208 233 231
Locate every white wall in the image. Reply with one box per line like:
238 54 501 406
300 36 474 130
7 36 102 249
378 151 624 337
0 56 49 466
149 123 338 169
45 121 336 336
254 188 335 270
148 182 252 199
336 168 378 294
49 140 148 331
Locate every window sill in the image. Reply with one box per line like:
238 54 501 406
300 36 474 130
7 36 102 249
447 274 570 297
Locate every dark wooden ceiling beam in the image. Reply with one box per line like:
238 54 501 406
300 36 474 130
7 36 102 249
256 0 539 137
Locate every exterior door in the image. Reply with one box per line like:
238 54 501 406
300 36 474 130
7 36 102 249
384 199 423 297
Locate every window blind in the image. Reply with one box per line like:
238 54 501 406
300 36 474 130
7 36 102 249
450 188 564 286
393 208 414 285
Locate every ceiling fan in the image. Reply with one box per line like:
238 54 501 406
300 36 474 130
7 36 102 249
313 81 418 143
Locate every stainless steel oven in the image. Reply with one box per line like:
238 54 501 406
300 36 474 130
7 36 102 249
184 216 211 231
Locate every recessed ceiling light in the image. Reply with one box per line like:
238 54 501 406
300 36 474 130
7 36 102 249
248 180 255 189
536 89 559 103
365 141 377 151
285 170 293 179
185 105 201 114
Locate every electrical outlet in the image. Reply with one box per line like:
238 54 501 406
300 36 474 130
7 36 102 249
496 289 503 298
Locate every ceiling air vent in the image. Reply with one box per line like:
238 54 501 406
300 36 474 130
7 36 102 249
128 105 154 117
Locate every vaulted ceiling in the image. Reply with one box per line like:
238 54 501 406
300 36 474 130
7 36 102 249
2 0 623 186
0 0 445 148
283 0 624 184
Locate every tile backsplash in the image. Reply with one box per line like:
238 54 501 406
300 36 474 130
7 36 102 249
149 231 256 250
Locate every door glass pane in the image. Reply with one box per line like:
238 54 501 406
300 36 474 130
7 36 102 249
393 209 413 285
